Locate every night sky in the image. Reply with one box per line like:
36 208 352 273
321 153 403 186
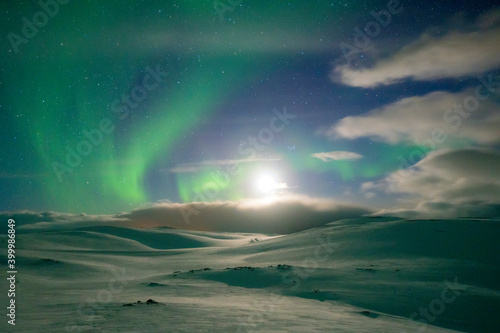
1 0 500 221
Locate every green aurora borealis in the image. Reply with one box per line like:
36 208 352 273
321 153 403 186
2 0 499 215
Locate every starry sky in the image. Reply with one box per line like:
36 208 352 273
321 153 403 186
1 0 500 222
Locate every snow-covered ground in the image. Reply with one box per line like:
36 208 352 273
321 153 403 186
1 217 499 332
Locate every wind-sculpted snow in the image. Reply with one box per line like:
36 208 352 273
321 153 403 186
1 217 499 332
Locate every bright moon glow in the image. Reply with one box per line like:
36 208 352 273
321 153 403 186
255 175 277 194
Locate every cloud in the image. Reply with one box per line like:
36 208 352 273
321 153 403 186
273 182 293 190
312 151 363 161
119 195 372 234
360 182 377 199
372 148 500 217
331 8 500 87
0 196 372 234
168 157 281 173
0 210 131 232
327 89 500 146
376 201 500 219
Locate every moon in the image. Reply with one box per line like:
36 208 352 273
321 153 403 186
255 174 277 194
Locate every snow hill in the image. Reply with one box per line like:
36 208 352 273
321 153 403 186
0 217 499 332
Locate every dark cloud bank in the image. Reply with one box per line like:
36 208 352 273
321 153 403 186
1 196 371 234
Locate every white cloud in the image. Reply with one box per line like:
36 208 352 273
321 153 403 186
169 157 281 173
360 182 376 192
331 8 500 87
328 89 500 146
0 211 130 231
373 148 500 217
312 151 363 161
364 192 376 199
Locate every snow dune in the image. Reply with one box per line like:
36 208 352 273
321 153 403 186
1 217 498 332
